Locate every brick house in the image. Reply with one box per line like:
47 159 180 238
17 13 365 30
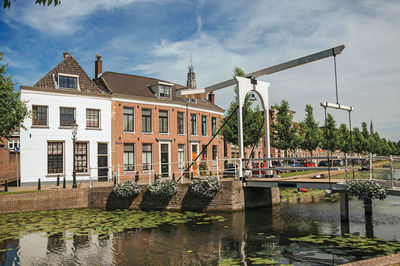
93 57 225 182
0 132 20 184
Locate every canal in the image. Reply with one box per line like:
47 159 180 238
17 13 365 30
1 194 400 265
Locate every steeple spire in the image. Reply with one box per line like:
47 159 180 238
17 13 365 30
370 120 374 136
186 54 197 89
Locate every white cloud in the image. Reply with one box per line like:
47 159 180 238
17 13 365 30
2 0 156 35
128 0 400 140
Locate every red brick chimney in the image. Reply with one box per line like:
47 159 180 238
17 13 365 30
95 54 102 78
208 92 215 104
63 52 70 58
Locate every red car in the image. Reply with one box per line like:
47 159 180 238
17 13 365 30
302 159 315 167
252 162 274 177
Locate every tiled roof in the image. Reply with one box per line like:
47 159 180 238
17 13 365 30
97 71 224 112
34 54 101 93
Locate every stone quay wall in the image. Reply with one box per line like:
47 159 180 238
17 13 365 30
0 181 280 214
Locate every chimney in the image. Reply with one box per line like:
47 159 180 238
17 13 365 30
95 54 102 78
208 92 215 104
63 52 70 58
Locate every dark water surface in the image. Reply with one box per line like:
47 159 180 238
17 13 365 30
1 196 400 265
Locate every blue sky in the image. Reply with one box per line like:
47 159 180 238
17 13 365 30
1 0 399 141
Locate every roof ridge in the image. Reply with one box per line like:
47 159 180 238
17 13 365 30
103 71 183 86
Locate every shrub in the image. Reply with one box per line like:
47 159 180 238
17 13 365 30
190 176 222 198
112 181 141 198
199 161 209 176
148 179 178 198
346 180 386 202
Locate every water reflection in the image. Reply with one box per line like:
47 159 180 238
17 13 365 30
0 196 400 265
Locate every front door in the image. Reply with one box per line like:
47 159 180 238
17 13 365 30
97 143 108 182
160 144 169 177
191 144 198 176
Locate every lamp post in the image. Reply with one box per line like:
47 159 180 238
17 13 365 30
72 121 78 188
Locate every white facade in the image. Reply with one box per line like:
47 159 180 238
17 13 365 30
20 88 112 185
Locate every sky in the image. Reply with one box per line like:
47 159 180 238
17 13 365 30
0 0 399 141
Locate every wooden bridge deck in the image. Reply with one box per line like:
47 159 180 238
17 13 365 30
244 177 346 190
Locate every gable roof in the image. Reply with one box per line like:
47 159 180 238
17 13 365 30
96 71 224 113
34 54 101 94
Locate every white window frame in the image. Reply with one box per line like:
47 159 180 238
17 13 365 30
54 73 80 91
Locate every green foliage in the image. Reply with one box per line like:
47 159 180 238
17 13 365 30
219 67 264 148
347 180 386 202
112 181 141 198
148 179 178 198
338 123 350 154
321 113 339 153
190 176 222 198
299 105 321 156
3 0 60 8
0 52 29 140
271 100 300 152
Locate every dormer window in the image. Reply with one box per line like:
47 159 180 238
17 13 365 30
159 85 170 99
149 81 173 99
54 73 80 90
60 76 77 89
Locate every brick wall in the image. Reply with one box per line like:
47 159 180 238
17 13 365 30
0 138 20 184
0 181 280 214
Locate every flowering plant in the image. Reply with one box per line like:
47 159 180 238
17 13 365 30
148 179 178 198
112 181 141 198
346 180 386 202
190 176 222 198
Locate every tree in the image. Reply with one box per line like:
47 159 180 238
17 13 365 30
361 121 371 153
321 113 339 155
0 52 29 140
271 100 300 155
337 123 351 154
219 67 264 149
352 127 364 155
299 105 321 156
3 0 60 8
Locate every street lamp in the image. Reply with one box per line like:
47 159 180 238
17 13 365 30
72 120 78 188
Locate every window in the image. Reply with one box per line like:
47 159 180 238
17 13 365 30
60 107 75 126
8 140 20 150
212 145 218 168
59 76 77 89
48 142 63 174
74 142 88 173
190 114 197 135
159 85 171 98
142 109 152 133
98 143 108 181
201 115 207 136
142 144 153 171
124 144 135 171
177 112 184 135
178 144 185 170
86 109 100 128
123 107 134 132
212 117 217 136
159 110 168 133
201 145 208 160
32 105 48 126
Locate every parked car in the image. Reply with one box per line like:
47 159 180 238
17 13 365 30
285 159 304 172
360 161 372 171
302 159 315 167
252 162 274 177
318 160 341 167
271 160 283 173
223 164 238 178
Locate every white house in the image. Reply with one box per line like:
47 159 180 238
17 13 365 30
20 52 111 185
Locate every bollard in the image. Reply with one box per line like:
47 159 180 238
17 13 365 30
172 172 175 181
209 171 212 177
154 173 158 181
113 174 117 185
5 180 8 192
56 175 60 186
63 177 66 188
38 178 41 190
135 172 139 183
190 172 193 181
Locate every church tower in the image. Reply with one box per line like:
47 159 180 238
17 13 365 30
186 55 197 89
370 120 374 136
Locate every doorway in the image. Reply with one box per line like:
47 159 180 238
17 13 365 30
97 143 108 182
160 143 169 177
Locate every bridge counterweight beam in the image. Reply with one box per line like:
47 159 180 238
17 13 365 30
339 191 349 221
